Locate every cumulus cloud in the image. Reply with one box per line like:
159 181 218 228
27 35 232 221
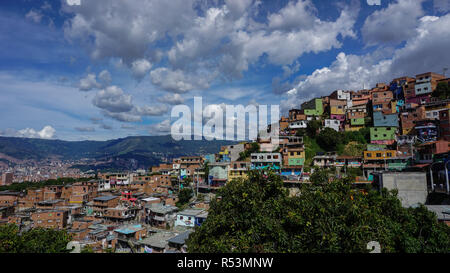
157 93 185 105
93 86 134 113
1 126 56 139
362 0 425 46
149 119 171 134
131 59 152 79
134 105 169 116
98 70 112 85
285 13 450 109
79 73 101 91
79 70 112 91
63 0 197 63
150 68 211 93
63 0 359 93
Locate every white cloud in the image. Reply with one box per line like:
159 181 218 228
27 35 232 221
134 105 169 116
79 73 101 91
157 93 185 105
63 0 359 93
131 59 152 79
267 0 317 31
150 68 211 93
63 0 198 63
98 70 112 85
285 13 450 108
362 0 425 46
93 86 134 113
149 119 171 134
6 125 57 139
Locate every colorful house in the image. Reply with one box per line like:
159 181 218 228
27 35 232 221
370 127 396 145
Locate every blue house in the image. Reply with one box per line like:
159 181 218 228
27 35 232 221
373 111 399 127
195 211 208 226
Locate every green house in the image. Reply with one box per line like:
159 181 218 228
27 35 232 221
301 98 323 116
288 158 305 166
350 118 365 126
370 127 396 141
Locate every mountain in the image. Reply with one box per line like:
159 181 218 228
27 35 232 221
0 136 237 171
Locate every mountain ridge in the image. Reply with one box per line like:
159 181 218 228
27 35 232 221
0 135 238 171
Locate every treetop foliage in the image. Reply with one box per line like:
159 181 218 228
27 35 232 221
186 169 450 253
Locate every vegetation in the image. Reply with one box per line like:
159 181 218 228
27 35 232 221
176 187 193 208
238 142 260 161
303 136 324 166
0 224 71 253
187 169 450 253
306 120 321 138
315 127 369 154
432 82 450 100
0 177 91 192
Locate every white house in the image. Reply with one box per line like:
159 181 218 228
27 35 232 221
324 119 340 131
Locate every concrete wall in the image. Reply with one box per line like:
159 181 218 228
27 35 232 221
381 172 427 207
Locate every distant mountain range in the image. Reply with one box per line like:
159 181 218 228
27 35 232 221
0 136 237 171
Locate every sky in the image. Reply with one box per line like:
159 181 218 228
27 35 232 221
0 0 449 141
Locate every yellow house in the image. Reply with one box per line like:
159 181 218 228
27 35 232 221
286 148 305 166
228 161 251 181
364 150 397 160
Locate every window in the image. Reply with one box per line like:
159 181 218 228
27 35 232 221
387 153 392 157
180 216 183 220
376 153 382 157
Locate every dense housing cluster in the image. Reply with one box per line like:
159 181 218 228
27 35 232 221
1 72 450 253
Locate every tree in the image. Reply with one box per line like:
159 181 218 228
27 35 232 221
177 187 193 208
432 82 450 100
187 170 450 253
238 142 260 161
306 120 321 138
0 224 71 253
316 127 341 151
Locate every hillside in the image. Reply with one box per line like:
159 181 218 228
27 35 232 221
0 136 236 170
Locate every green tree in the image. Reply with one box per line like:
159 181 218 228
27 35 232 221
316 127 341 151
177 187 193 208
0 224 71 253
187 170 450 253
432 82 450 100
306 120 321 138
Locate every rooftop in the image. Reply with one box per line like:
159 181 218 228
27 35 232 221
93 195 119 201
137 231 176 249
168 230 193 245
178 208 206 217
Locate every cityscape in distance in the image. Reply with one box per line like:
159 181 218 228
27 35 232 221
0 0 450 259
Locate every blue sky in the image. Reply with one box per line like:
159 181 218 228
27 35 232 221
0 0 449 141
